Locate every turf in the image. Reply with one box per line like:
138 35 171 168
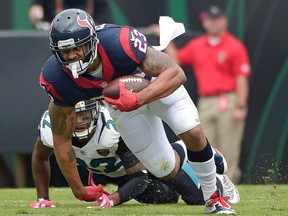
0 184 287 216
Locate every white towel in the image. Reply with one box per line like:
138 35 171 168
152 16 185 51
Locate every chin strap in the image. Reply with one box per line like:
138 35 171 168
67 60 88 79
68 62 79 79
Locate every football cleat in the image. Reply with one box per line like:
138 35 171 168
217 174 240 204
205 189 236 215
213 148 228 174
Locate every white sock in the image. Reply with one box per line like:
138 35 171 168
189 156 216 201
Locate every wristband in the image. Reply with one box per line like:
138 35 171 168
38 198 48 201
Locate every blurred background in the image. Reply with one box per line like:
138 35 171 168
0 0 287 187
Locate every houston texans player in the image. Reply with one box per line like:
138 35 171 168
30 100 239 208
40 9 236 214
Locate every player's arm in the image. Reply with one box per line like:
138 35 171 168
49 101 103 202
104 28 186 111
30 137 56 208
107 141 149 206
108 162 148 206
234 75 249 122
48 101 86 198
233 44 251 122
31 137 54 200
137 47 186 104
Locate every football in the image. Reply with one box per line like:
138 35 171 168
102 75 151 99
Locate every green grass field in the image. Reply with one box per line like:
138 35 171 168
0 184 287 216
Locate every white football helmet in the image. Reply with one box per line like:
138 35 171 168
73 100 100 139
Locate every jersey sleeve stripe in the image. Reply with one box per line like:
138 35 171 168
119 26 140 64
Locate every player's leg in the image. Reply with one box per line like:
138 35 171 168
149 85 216 200
149 85 235 214
106 104 181 180
30 111 59 207
197 96 219 148
163 141 231 205
167 141 204 204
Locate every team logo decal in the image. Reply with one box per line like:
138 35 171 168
241 63 251 74
97 149 110 156
101 81 108 87
77 14 93 32
218 51 227 63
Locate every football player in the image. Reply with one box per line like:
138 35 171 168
30 100 239 208
40 9 236 214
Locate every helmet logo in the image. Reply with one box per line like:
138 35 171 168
77 15 93 32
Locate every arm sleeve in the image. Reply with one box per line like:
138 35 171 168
116 138 139 169
117 170 149 204
96 24 148 77
116 139 149 203
118 26 148 65
177 40 195 67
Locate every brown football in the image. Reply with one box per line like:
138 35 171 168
102 75 151 99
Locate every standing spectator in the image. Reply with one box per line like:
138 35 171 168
164 6 251 184
28 0 112 30
28 0 55 30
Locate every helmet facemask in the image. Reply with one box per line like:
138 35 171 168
51 34 99 78
73 100 100 139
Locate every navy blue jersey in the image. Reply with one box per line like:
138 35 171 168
40 24 148 106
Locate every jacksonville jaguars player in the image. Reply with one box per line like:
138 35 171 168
30 100 239 208
40 9 236 214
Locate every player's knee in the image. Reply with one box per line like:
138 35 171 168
159 151 181 180
160 167 178 180
178 125 207 151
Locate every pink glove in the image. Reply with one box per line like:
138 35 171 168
104 82 142 112
77 185 104 202
97 193 113 208
30 198 56 208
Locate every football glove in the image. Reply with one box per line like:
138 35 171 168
97 193 114 208
104 82 142 112
30 198 56 208
77 185 104 202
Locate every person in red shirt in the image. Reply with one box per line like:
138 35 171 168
164 5 251 184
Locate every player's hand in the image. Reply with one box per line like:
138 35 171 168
97 193 113 208
103 189 111 196
77 185 104 202
233 107 247 123
104 82 142 112
30 198 56 208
